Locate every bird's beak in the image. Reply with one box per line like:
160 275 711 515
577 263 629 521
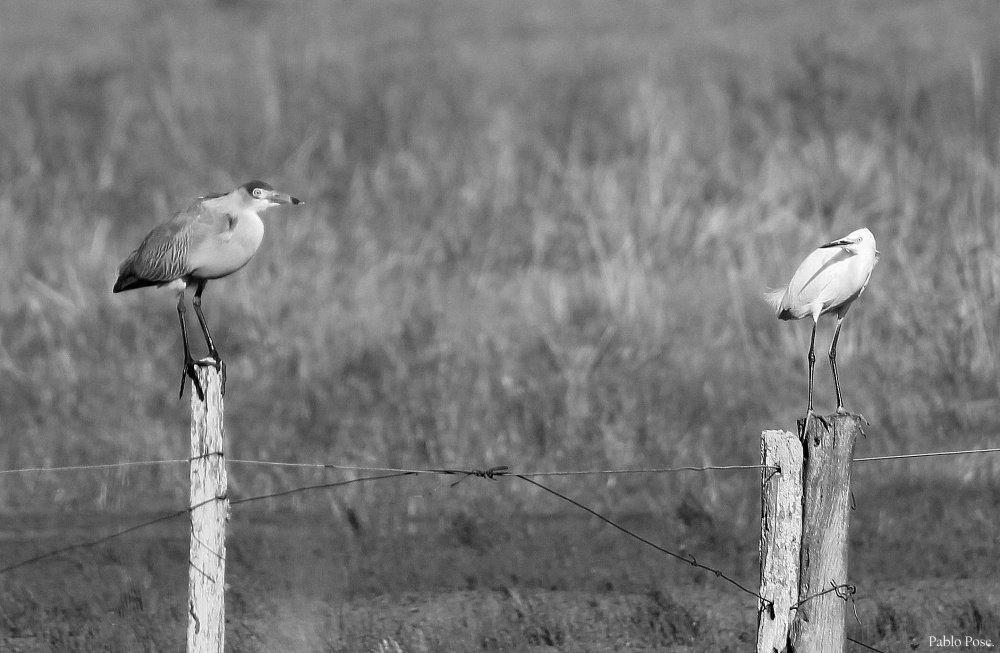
269 191 303 205
819 236 861 249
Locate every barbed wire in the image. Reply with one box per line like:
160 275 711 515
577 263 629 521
0 459 188 475
511 472 770 608
854 447 1000 463
0 463 765 605
794 582 855 609
0 444 995 477
0 460 904 652
229 471 415 507
226 459 773 476
787 582 888 652
0 497 212 576
516 464 771 476
849 635 888 653
0 471 408 576
225 466 775 610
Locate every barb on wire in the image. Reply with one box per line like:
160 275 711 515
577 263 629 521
793 582 855 609
511 473 769 610
0 497 216 576
428 465 509 487
792 582 886 652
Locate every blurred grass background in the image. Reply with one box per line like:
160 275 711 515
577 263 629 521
1 0 999 522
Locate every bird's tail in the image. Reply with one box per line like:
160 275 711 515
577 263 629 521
113 270 158 293
763 287 788 317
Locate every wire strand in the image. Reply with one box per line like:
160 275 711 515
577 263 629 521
0 497 215 575
229 471 415 507
855 447 1000 463
228 459 447 475
512 473 769 607
0 445 996 477
517 464 769 476
0 460 188 475
848 635 888 653
226 459 772 476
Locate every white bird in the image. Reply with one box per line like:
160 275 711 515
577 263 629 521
766 227 879 424
113 180 302 400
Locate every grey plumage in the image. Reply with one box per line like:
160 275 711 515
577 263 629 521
113 180 302 399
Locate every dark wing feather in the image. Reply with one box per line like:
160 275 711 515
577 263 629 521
113 202 201 292
113 198 243 292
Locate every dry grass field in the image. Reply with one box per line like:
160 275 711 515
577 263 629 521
1 0 999 650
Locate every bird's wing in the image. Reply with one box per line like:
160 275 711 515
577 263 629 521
186 201 239 245
788 248 860 314
115 200 239 291
114 209 195 291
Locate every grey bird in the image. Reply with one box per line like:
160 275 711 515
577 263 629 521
113 180 303 400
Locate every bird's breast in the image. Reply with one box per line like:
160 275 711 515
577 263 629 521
187 212 265 279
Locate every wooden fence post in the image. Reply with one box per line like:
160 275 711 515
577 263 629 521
757 430 803 653
187 365 228 653
791 414 862 653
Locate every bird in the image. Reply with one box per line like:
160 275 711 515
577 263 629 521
113 180 303 400
765 227 879 427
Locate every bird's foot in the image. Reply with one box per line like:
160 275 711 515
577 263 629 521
179 356 226 401
854 412 869 438
837 408 869 436
797 409 815 439
209 354 227 397
799 409 836 441
180 357 205 402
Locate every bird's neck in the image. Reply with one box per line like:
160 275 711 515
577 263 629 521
204 195 266 252
232 209 265 254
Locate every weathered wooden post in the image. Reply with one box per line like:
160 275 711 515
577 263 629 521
791 414 862 652
187 366 228 653
757 429 804 653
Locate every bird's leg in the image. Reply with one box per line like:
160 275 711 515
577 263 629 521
800 319 818 438
830 314 846 414
176 290 205 401
192 281 226 396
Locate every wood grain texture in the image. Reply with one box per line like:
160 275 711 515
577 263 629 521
188 364 228 653
791 414 862 653
757 429 803 653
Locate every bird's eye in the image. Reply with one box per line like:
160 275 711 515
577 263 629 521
252 188 265 199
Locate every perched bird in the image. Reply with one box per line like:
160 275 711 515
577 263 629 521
766 228 879 424
113 180 303 400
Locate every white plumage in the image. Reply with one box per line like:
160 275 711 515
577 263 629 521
767 227 879 420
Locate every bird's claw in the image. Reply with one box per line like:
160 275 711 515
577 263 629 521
799 410 837 441
179 356 226 401
855 412 868 438
836 409 870 437
213 356 227 397
180 358 206 402
798 408 816 439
